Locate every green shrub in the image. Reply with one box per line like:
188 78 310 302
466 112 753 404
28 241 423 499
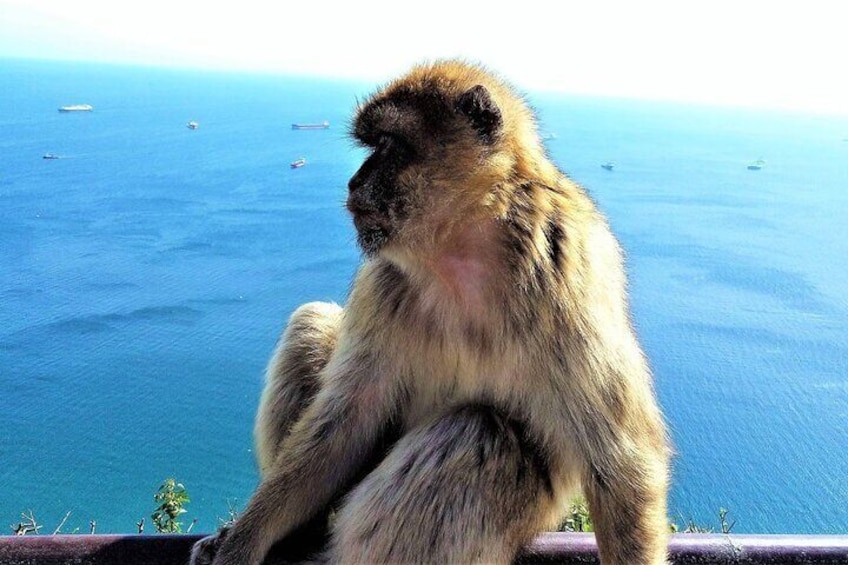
151 478 191 533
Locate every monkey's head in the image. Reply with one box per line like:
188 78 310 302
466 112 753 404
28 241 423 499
348 60 552 260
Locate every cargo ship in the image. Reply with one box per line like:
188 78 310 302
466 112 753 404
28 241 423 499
58 104 93 112
292 121 329 130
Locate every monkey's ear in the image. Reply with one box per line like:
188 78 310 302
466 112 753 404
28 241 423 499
456 85 502 144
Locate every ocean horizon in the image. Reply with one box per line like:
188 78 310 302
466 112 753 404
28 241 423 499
1 58 846 535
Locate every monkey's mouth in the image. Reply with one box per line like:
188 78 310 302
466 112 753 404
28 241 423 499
347 202 391 254
348 202 381 228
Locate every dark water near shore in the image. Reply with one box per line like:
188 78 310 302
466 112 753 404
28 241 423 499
1 59 846 534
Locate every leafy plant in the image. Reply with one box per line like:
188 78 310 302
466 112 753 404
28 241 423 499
558 496 594 532
151 478 190 533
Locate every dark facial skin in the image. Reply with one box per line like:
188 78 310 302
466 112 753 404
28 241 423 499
347 128 416 256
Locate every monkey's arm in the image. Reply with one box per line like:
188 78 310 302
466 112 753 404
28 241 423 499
213 352 401 565
254 301 343 477
578 362 670 565
584 424 670 565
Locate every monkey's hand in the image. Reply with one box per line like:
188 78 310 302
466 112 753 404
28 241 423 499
188 526 230 565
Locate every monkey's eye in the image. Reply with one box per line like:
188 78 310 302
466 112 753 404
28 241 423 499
376 134 397 149
377 133 415 158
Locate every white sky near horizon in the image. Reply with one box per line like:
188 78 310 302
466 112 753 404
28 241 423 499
2 0 847 115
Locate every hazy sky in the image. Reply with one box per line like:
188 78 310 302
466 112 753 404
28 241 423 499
2 0 846 114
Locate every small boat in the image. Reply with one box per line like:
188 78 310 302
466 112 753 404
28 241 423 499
58 104 93 112
186 121 199 130
292 121 329 130
601 162 615 171
747 159 766 171
290 157 307 169
43 153 61 159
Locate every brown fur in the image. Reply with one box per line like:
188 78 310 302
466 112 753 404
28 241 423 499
190 60 670 565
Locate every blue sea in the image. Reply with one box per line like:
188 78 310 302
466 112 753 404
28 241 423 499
1 58 846 535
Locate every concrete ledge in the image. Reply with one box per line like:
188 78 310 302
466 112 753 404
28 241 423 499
1 532 847 564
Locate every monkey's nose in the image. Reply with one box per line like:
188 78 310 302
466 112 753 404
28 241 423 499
346 193 370 216
347 172 364 193
347 189 374 215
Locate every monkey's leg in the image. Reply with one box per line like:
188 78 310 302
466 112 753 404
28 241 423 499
255 301 343 476
584 446 670 565
191 302 342 565
195 349 403 565
255 302 344 560
329 405 558 565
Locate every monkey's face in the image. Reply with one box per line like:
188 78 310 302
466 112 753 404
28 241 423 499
348 81 504 257
346 123 418 256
